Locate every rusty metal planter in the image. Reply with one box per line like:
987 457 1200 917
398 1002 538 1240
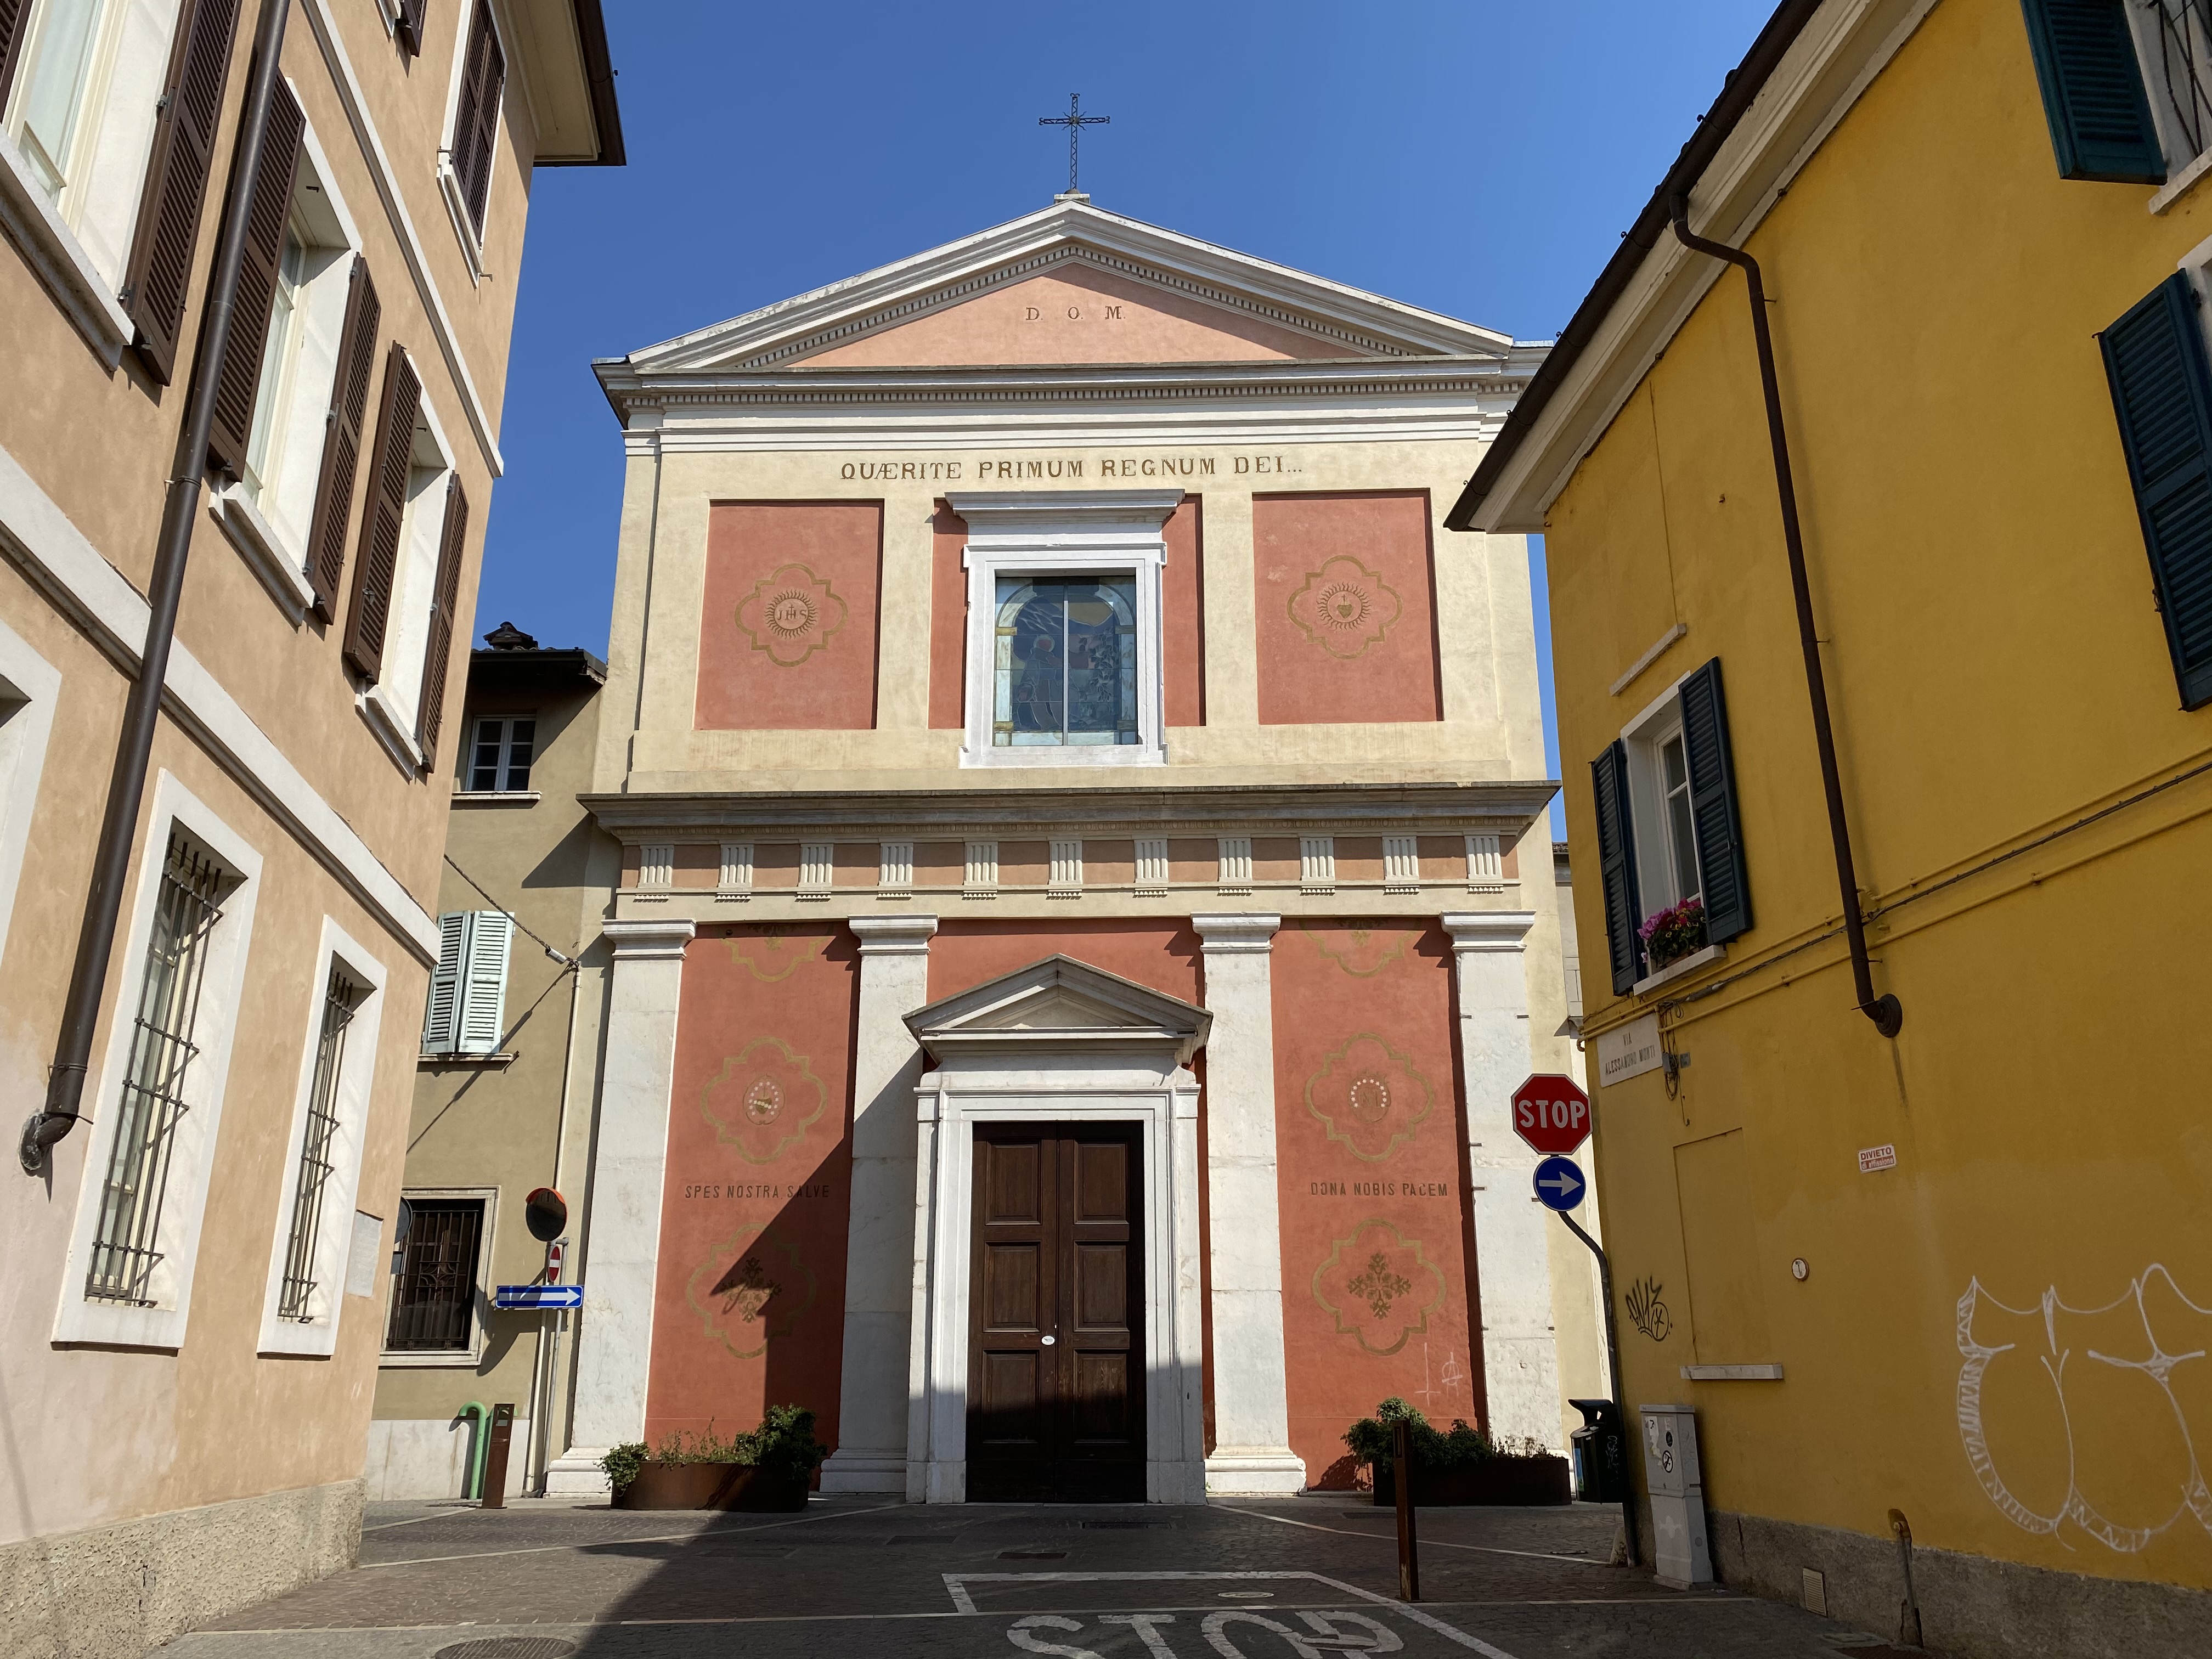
1369 1455 1573 1507
612 1462 808 1511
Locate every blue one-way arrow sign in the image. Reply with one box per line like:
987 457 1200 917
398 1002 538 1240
494 1284 583 1311
1532 1155 1586 1212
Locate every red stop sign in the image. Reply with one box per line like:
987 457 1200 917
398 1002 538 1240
1512 1074 1592 1155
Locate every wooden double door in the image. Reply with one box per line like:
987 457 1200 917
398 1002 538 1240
967 1122 1145 1502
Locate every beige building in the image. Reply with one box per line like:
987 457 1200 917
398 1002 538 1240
0 3 619 1654
366 621 614 1500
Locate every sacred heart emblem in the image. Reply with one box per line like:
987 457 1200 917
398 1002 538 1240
735 562 846 666
1312 1220 1446 1356
701 1036 827 1163
1297 921 1417 978
1288 556 1402 659
1306 1032 1434 1161
686 1223 817 1359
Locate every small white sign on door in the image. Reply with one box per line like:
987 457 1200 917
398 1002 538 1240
1596 1013 1662 1086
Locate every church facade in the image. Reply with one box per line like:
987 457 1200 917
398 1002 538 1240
550 200 1598 1501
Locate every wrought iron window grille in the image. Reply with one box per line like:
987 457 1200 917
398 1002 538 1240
383 1198 486 1352
85 834 229 1306
277 966 362 1322
2150 1 2212 161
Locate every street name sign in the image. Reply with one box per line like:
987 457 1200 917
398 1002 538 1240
1595 1013 1662 1086
1532 1155 1587 1212
1513 1073 1593 1155
494 1284 583 1311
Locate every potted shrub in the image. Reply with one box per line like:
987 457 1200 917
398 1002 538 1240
1638 898 1707 973
1344 1397 1571 1506
602 1404 828 1511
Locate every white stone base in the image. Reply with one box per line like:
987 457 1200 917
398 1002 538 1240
819 1449 908 1494
1204 1447 1307 1496
545 1448 612 1498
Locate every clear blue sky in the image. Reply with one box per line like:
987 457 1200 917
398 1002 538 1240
479 1 1777 825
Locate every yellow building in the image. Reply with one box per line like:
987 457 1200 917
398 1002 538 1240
1453 0 2212 1651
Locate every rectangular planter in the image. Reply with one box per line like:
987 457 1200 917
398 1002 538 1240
613 1462 809 1511
1369 1455 1572 1507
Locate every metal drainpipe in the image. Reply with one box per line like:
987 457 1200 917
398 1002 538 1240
19 0 295 1173
1668 198 1903 1039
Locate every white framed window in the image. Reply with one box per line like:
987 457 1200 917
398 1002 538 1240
422 911 511 1057
208 111 368 617
1622 694 1703 916
54 771 262 1350
949 489 1181 768
1 0 180 289
256 917 388 1356
466 716 535 792
358 389 459 769
0 618 62 973
2131 2 2212 175
435 0 505 280
381 1187 496 1365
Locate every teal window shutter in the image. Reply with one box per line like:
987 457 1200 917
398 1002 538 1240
1591 741 1643 995
455 912 512 1056
2018 0 2166 183
2101 272 2212 708
1678 659 1754 944
421 913 466 1053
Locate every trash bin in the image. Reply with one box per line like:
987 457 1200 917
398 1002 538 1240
1567 1397 1627 1503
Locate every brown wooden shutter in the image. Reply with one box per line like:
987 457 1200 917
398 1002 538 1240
304 257 380 619
343 346 421 681
395 0 427 57
121 0 244 385
0 0 35 110
205 79 303 479
453 1 504 234
415 479 468 765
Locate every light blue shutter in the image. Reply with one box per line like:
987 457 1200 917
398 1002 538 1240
421 913 466 1053
455 912 511 1056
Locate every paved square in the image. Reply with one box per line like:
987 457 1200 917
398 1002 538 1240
167 1497 1903 1658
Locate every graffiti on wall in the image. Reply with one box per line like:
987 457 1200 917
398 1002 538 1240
1956 1267 2211 1552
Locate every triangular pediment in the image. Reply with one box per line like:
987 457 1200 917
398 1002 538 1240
907 955 1211 1061
620 201 1513 375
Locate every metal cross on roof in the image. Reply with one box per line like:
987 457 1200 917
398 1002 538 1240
1039 93 1110 196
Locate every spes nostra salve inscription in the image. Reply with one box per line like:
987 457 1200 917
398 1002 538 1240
838 453 1305 482
680 1182 834 1201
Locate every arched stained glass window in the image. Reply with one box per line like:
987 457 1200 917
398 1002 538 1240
994 575 1139 746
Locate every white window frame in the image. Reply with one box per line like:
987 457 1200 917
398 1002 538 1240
1619 665 1707 921
378 1185 498 1367
0 618 63 973
255 916 388 1356
464 714 537 793
0 0 180 358
434 0 510 284
949 489 1182 769
208 98 366 623
357 371 458 773
53 770 262 1350
2132 3 2212 197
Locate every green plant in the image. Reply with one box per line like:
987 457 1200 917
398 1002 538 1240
650 1423 749 1465
1341 1397 1503 1472
601 1442 647 1494
743 1403 830 1480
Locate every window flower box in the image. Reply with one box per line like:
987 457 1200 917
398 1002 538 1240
1638 898 1707 972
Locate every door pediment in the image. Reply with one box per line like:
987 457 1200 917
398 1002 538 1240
906 955 1210 1064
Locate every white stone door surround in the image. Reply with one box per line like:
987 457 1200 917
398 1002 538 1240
902 956 1211 1504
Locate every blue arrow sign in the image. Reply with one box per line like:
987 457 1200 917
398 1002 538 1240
1532 1155 1586 1212
495 1284 583 1311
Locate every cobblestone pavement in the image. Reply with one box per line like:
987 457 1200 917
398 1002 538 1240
167 1496 1911 1658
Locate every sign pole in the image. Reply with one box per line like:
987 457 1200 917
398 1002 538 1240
1561 1209 1639 1568
1392 1418 1420 1602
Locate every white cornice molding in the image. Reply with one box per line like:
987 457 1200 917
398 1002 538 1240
621 201 1517 376
1441 910 1538 952
1192 913 1283 953
1469 0 1940 532
848 913 939 953
603 917 697 958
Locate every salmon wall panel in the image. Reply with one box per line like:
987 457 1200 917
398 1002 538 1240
929 503 968 730
1253 492 1442 726
697 503 883 731
1268 919 1475 1487
928 920 1203 1004
647 926 861 1451
1164 499 1206 728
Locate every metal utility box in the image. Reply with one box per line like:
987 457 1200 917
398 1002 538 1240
1568 1398 1627 1503
1639 1403 1712 1585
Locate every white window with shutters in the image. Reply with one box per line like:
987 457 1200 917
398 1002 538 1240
421 911 511 1058
436 0 505 280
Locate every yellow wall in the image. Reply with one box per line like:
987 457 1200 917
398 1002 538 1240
1549 0 2212 1590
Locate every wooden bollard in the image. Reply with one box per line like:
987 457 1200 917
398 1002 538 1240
1393 1418 1420 1602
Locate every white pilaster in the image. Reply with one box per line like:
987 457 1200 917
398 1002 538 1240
820 914 938 1494
1193 913 1305 1495
1442 910 1558 1449
546 917 695 1495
